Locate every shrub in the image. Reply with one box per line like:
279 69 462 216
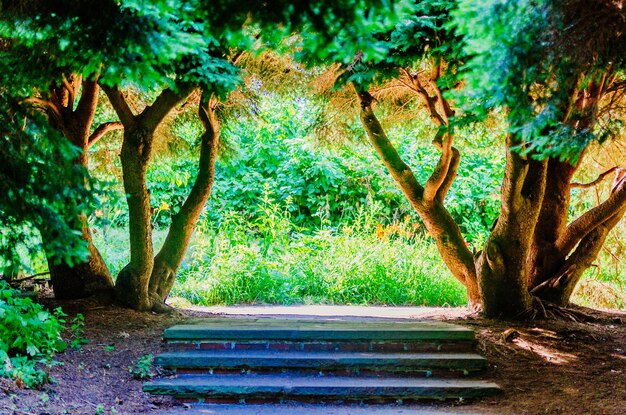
0 281 66 387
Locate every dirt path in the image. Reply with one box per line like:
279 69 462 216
1 302 625 415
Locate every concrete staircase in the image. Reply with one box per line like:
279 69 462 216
144 317 500 405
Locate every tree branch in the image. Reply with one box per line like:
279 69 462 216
137 85 195 132
357 89 424 205
62 75 77 109
424 132 454 204
99 84 136 127
356 88 478 299
436 147 461 203
557 168 626 255
74 78 100 134
21 97 63 124
571 166 618 188
399 68 446 128
500 135 530 214
88 121 123 147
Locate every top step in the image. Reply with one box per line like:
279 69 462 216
164 317 475 342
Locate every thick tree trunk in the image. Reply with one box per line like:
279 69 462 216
48 220 114 299
114 127 156 310
531 168 626 305
148 98 220 307
41 78 115 299
526 158 577 287
477 142 547 318
102 84 193 310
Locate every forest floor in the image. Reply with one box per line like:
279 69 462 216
0 300 625 415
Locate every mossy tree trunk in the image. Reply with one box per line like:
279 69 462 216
103 85 219 311
102 85 193 310
36 75 119 299
356 69 626 318
149 95 220 309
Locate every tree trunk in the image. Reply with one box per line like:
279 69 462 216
114 127 156 310
41 78 115 299
102 84 193 310
476 143 547 318
531 168 626 305
148 98 220 307
48 220 114 299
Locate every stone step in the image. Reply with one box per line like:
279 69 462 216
165 318 475 342
156 403 485 414
166 339 474 354
154 350 487 375
144 374 501 402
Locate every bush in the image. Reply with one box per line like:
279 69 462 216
0 281 66 387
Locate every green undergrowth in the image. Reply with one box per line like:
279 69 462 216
0 282 66 388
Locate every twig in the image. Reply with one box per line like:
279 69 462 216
571 166 619 188
1 271 50 283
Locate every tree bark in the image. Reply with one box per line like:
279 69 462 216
531 168 626 305
114 125 156 309
148 97 220 307
47 220 114 299
41 77 115 299
527 158 578 288
476 140 547 318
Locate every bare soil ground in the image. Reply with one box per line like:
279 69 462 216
0 300 625 415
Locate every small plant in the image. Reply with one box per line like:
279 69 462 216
69 313 89 349
104 345 115 353
95 404 105 415
129 354 154 380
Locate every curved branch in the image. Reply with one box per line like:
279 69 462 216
88 121 123 147
436 147 461 203
399 68 446 127
357 90 424 206
571 166 618 188
138 85 195 132
99 84 136 127
356 88 477 299
21 97 63 124
423 132 453 204
557 168 626 255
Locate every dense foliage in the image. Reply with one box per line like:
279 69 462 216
0 95 93 272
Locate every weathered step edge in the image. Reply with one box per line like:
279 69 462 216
154 351 487 372
163 325 475 342
143 375 502 400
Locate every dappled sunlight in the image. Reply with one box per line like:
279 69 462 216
512 337 577 365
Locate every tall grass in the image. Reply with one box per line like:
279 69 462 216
92 186 626 311
169 190 467 306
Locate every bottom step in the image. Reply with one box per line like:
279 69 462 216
158 403 485 414
144 374 501 401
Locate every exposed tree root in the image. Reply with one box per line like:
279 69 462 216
529 297 598 322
